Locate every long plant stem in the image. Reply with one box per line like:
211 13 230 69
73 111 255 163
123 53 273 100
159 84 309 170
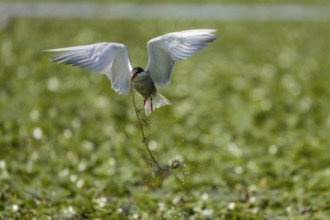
130 82 170 173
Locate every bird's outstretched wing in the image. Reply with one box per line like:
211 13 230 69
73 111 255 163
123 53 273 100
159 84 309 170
45 43 132 95
146 29 217 87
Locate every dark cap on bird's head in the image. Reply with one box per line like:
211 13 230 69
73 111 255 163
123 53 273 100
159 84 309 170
131 67 145 80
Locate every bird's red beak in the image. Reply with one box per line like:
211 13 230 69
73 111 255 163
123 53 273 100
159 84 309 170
131 73 137 81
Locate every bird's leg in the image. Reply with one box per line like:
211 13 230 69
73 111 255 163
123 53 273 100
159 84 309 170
143 98 147 106
150 97 153 111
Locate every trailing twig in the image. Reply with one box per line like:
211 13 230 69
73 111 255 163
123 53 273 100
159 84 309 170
130 82 181 175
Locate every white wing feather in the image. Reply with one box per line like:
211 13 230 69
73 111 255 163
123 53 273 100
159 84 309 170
146 29 217 87
45 43 132 95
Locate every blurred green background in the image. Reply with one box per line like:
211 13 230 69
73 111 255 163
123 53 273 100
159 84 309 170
3 0 330 3
0 1 330 219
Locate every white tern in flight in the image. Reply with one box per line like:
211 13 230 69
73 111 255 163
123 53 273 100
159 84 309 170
46 29 217 116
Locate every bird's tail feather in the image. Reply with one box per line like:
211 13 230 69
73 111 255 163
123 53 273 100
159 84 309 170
145 92 171 116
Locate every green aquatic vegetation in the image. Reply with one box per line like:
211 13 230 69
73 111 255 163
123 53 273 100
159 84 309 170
0 18 330 219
